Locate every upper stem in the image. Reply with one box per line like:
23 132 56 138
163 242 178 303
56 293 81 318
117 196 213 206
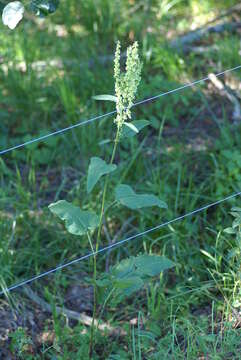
89 126 121 358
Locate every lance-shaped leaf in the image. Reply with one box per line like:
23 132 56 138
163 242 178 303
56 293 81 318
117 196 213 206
49 200 99 236
123 122 139 133
92 94 117 102
122 120 150 138
115 184 167 210
87 157 117 193
224 227 236 234
2 1 24 30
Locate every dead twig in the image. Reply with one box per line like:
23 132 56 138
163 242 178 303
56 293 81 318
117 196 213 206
208 73 241 123
171 22 241 52
22 286 126 336
197 3 241 28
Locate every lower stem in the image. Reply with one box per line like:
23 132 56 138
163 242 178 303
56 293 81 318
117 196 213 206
89 126 121 358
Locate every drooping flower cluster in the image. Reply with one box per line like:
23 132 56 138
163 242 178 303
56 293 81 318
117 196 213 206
114 41 142 130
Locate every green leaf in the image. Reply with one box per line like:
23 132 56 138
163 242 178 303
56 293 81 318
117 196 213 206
227 247 240 260
122 120 150 138
109 254 175 302
114 276 143 296
112 255 174 279
98 139 111 146
115 184 167 210
123 122 139 133
95 278 111 287
230 212 241 218
112 257 135 279
231 207 241 212
0 158 12 176
232 299 241 308
87 157 117 193
48 200 99 236
2 1 24 30
224 227 236 234
30 0 59 17
92 94 117 102
232 215 241 228
135 254 175 276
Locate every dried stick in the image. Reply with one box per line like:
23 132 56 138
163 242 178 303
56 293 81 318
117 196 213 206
208 73 241 123
22 286 126 336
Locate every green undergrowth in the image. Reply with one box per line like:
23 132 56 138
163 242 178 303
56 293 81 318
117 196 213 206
0 0 240 358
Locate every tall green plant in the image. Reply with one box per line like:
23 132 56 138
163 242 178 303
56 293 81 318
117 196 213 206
49 42 174 358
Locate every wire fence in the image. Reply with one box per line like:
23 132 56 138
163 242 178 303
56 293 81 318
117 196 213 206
0 64 241 297
0 64 240 156
0 190 240 296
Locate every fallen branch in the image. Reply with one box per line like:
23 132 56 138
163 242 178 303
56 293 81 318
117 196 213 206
197 3 241 28
208 73 241 123
170 22 241 52
22 286 126 336
1 19 240 73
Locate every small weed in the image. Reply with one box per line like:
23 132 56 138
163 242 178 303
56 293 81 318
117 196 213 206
9 327 33 359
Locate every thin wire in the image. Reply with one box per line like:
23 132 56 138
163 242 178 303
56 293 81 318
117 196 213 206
0 110 116 155
1 190 240 296
133 65 241 107
0 65 240 156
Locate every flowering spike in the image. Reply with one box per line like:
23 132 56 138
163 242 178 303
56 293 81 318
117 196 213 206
114 41 142 131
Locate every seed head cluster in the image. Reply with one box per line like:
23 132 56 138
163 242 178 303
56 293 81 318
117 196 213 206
114 41 142 130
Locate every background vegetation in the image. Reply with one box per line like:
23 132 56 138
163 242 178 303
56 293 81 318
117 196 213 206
0 0 240 358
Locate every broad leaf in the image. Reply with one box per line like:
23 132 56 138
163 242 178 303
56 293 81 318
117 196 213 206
108 254 175 302
30 0 59 17
2 1 24 30
135 254 175 276
87 157 117 193
115 184 167 210
122 120 150 138
114 276 143 297
112 257 135 279
48 200 99 236
112 255 175 279
92 94 117 102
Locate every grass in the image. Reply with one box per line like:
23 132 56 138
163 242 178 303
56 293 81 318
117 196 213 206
0 0 241 358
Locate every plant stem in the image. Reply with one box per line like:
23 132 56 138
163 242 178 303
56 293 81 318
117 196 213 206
87 232 94 254
89 126 121 358
96 287 116 331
